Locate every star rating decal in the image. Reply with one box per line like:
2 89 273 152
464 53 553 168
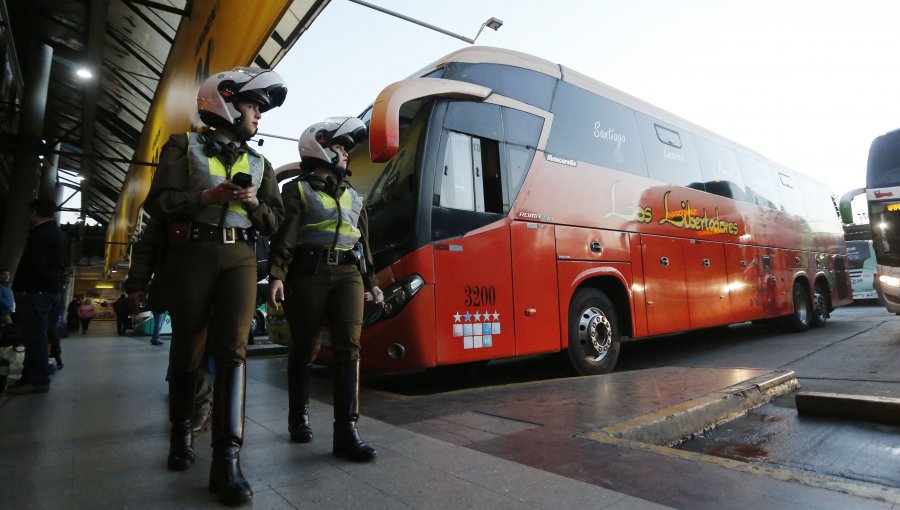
450 309 502 349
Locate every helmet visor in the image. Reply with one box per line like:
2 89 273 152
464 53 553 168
235 68 287 112
328 117 368 151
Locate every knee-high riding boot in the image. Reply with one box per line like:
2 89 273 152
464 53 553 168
332 360 377 462
168 369 197 471
208 362 252 506
288 356 313 443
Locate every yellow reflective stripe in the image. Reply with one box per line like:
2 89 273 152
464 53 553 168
208 157 227 177
301 219 338 231
297 180 308 210
315 190 354 210
318 191 337 210
301 218 361 237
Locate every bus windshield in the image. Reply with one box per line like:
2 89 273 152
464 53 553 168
348 98 431 268
867 130 900 188
870 201 900 266
846 240 873 270
867 130 900 266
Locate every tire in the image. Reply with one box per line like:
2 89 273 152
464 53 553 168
255 310 267 335
248 314 258 343
566 288 620 375
786 282 811 332
810 280 828 328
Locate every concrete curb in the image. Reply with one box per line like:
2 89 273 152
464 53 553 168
247 343 288 357
796 391 900 425
590 369 798 447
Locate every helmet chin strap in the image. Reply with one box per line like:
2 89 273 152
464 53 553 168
329 161 347 180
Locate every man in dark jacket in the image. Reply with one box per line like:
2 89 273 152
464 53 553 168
7 199 67 395
113 293 130 335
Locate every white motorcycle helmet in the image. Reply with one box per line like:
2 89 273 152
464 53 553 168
197 67 287 131
298 117 368 168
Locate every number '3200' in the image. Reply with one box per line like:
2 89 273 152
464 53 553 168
464 285 496 307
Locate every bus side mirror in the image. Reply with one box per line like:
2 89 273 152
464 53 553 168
838 187 866 224
369 78 492 162
839 200 853 224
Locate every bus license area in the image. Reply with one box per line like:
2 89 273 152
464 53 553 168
452 309 501 350
451 284 501 350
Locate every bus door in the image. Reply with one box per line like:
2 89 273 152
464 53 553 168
724 244 763 323
641 234 689 335
432 127 515 364
510 220 559 355
682 239 730 329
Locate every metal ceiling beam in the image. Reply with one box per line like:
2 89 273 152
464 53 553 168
123 0 174 44
107 28 163 77
78 0 107 231
123 0 190 18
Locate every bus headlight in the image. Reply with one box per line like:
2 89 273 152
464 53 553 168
878 274 900 288
363 274 425 327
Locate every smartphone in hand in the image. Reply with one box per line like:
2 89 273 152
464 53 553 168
232 172 252 188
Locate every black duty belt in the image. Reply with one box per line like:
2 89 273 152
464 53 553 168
190 224 256 244
296 246 358 267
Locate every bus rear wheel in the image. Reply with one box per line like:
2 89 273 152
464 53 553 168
810 281 828 328
566 288 620 376
786 282 811 332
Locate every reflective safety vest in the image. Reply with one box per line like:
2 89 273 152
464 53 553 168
295 179 363 251
185 132 265 228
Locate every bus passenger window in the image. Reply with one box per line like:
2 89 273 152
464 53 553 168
635 112 701 186
737 153 780 210
695 136 746 202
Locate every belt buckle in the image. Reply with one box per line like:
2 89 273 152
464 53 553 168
222 227 236 244
326 249 339 266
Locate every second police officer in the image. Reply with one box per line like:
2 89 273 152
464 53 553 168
145 67 286 506
268 117 383 462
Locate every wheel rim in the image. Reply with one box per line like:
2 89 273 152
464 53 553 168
577 306 611 362
813 288 827 321
795 290 808 323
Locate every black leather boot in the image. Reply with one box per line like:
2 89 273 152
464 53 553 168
332 360 377 462
167 369 197 471
208 362 252 506
288 356 313 443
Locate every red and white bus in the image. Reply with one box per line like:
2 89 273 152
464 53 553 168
346 47 852 375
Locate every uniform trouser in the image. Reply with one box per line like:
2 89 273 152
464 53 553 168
283 263 364 364
17 292 61 385
163 240 257 372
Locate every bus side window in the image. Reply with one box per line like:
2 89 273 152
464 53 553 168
737 153 780 210
500 107 543 206
695 136 747 202
774 168 808 217
634 112 701 187
548 82 647 177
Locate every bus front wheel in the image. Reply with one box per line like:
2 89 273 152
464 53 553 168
810 281 828 328
566 288 620 375
786 282 811 332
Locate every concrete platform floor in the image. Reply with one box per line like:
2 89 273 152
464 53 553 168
2 320 897 509
0 321 664 509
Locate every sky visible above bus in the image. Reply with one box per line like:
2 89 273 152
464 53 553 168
259 0 897 222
